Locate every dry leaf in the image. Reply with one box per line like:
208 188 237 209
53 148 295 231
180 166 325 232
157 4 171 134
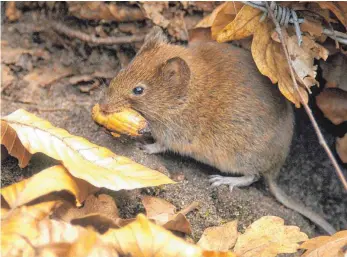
198 220 238 252
300 230 347 257
92 104 148 137
1 42 50 65
103 214 236 257
233 216 308 257
336 134 347 163
1 201 61 256
216 5 310 106
1 109 174 191
5 2 22 22
68 2 144 22
23 64 73 88
320 54 347 91
317 2 347 29
142 196 198 234
316 88 347 125
1 120 32 167
1 65 15 91
1 165 97 208
141 2 170 28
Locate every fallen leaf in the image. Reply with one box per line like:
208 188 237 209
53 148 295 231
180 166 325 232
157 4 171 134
320 54 347 91
142 196 198 234
103 214 236 257
5 1 22 22
197 220 238 251
1 109 174 191
336 134 347 163
1 165 97 208
141 2 170 28
68 2 145 22
300 230 347 257
316 88 347 125
216 5 309 106
1 201 61 256
233 216 308 257
23 64 73 88
1 66 15 92
317 2 347 29
1 120 32 167
92 104 148 137
1 42 50 65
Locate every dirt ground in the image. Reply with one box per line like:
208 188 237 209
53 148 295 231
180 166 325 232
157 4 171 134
1 5 347 242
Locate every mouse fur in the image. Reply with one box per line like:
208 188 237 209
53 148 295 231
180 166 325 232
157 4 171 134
99 27 336 235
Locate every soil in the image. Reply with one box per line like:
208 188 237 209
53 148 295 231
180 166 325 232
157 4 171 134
1 3 346 244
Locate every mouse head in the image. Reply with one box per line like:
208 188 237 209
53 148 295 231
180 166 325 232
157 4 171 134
99 27 191 122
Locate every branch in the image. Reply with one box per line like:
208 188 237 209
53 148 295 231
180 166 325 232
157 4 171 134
265 2 347 191
50 21 145 45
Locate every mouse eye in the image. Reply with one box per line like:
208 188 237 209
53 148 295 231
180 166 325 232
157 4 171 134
132 86 144 95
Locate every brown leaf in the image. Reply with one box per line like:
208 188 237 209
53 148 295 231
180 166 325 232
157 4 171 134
68 2 144 22
317 2 347 29
2 109 174 191
216 5 312 106
233 216 308 257
141 2 170 28
1 66 15 92
300 18 324 38
300 230 347 257
316 88 347 125
1 41 50 65
1 165 97 209
1 120 32 167
5 2 22 22
142 196 197 234
336 134 347 163
92 104 148 137
320 54 347 91
103 214 236 257
23 64 73 88
197 220 238 251
1 201 61 256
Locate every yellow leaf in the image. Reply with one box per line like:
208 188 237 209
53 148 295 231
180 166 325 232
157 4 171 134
1 109 174 191
142 196 197 234
1 165 97 208
233 216 308 257
216 5 309 106
1 201 61 256
1 120 32 168
103 214 236 257
300 230 347 257
92 104 148 137
197 220 238 252
317 2 347 29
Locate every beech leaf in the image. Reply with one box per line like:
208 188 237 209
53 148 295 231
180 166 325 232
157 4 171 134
103 214 236 257
233 216 308 257
1 109 174 191
300 230 347 257
197 220 239 252
0 165 97 208
336 134 347 164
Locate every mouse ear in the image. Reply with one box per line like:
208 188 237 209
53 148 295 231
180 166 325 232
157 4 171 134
137 26 168 55
160 57 190 96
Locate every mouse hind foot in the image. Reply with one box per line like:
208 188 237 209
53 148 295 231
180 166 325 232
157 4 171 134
209 174 260 191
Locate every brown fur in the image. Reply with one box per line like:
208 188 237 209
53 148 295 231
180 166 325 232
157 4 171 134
99 27 335 234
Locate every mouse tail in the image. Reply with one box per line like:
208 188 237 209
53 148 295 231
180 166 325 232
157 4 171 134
264 174 336 235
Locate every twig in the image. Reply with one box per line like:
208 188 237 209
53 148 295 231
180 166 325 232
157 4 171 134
265 2 347 191
50 21 145 45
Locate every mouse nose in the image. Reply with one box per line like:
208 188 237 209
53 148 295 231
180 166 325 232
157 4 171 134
98 95 112 113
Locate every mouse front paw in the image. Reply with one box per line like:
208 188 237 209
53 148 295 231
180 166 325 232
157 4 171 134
137 142 167 154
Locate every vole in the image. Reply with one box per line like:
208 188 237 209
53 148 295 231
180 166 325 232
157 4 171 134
99 27 336 235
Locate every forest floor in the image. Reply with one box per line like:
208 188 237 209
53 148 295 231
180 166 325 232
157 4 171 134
1 3 346 240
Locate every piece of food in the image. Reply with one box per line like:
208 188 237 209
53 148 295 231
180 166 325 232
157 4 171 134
92 104 148 137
